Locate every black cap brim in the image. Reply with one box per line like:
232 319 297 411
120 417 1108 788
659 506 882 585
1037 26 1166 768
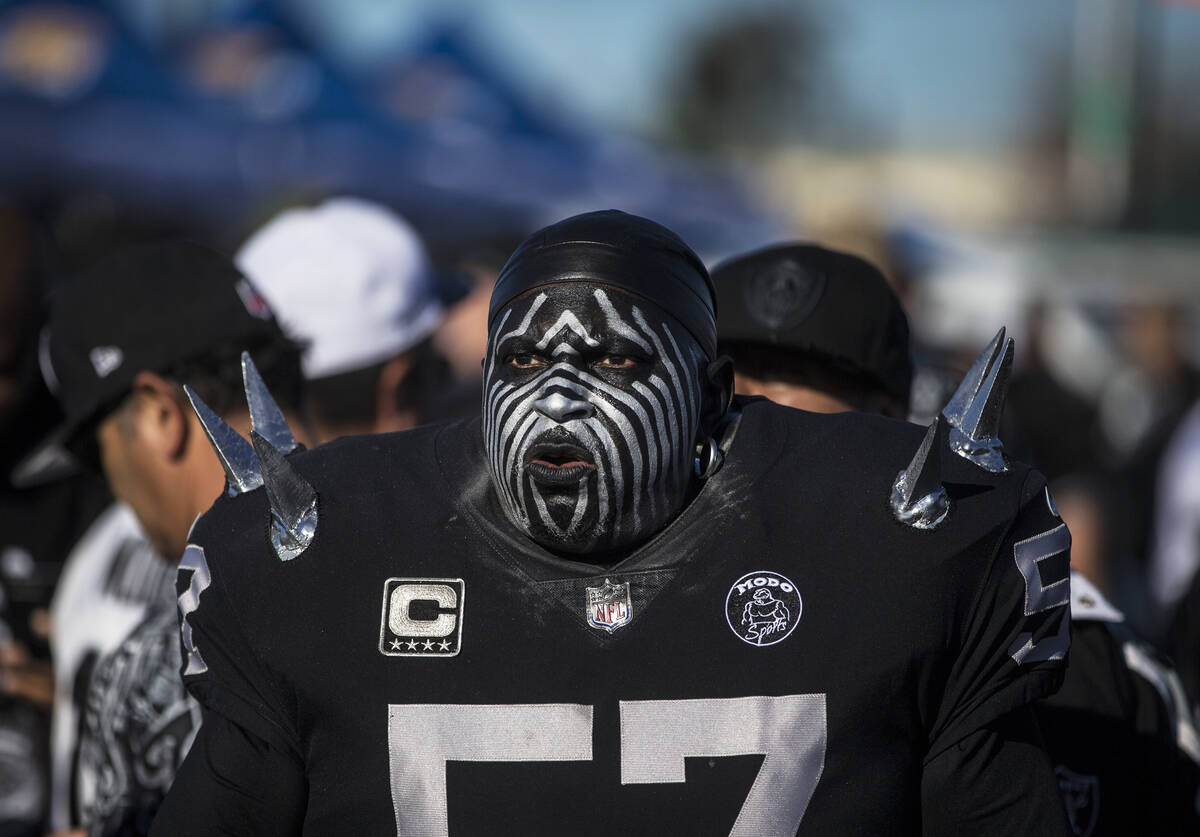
10 426 82 488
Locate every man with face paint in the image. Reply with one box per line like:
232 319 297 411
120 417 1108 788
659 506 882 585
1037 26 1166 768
482 234 729 559
153 211 1072 836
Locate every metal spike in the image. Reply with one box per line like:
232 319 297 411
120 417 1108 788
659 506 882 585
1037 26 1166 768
948 337 1014 473
250 430 317 562
942 327 1005 427
184 386 263 496
890 416 950 530
241 351 299 455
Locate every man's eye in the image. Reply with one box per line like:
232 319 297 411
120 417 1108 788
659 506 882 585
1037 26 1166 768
507 354 548 369
595 355 639 370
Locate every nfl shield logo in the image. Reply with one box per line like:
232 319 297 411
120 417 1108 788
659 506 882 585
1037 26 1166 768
586 579 631 633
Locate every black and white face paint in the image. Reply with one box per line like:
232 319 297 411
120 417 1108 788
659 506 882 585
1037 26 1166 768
483 284 707 555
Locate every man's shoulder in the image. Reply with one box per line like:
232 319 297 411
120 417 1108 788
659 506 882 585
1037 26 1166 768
187 418 477 581
291 418 473 492
734 397 1043 529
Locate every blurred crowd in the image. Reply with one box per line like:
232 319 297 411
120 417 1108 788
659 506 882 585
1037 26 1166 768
0 0 1195 833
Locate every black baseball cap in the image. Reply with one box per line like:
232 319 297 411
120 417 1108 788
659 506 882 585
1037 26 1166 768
712 243 912 408
15 241 284 482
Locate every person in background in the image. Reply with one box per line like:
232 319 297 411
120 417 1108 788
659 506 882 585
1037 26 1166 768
235 197 459 443
714 240 1199 835
432 237 517 386
1004 300 1100 485
0 203 112 837
1042 479 1200 836
37 241 305 836
1152 396 1200 703
1098 299 1200 631
1151 398 1200 635
710 243 912 419
1166 561 1200 709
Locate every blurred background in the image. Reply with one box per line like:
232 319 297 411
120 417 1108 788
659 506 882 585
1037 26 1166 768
1 0 1198 630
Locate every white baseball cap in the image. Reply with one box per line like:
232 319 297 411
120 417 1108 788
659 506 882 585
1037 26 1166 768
236 197 444 379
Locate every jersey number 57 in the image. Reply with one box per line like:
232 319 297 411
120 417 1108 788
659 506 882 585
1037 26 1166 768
387 694 827 837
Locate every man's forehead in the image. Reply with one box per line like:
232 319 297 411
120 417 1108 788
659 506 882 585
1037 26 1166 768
492 284 667 343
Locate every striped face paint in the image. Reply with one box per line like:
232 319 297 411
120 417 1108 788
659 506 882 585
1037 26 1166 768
483 284 707 555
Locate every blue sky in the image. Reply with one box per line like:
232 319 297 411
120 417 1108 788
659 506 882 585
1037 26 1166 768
121 0 1200 150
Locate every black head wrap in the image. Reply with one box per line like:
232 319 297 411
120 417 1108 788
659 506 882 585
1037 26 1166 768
489 210 718 358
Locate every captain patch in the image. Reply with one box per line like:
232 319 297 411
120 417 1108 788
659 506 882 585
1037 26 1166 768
379 578 464 657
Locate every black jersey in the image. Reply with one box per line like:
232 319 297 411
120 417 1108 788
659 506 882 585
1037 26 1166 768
1039 572 1200 836
157 399 1071 836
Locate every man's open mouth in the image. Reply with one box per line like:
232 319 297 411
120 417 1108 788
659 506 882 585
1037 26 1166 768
524 440 596 486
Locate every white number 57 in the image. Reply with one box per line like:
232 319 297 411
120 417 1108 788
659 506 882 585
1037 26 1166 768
387 694 827 837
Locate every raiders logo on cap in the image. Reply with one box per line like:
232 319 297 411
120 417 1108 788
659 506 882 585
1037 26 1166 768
741 263 825 332
379 578 465 657
725 570 803 647
89 345 123 378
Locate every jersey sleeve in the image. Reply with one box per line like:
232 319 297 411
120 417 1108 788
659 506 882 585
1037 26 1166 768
922 708 1070 837
174 508 300 760
928 471 1072 759
151 708 307 837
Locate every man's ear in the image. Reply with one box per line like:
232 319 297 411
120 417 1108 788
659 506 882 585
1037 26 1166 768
129 370 191 460
699 355 735 439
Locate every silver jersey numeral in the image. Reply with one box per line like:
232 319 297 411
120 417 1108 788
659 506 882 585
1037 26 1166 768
620 695 827 836
387 703 593 837
1013 524 1071 616
387 695 828 837
177 544 212 676
1009 524 1072 664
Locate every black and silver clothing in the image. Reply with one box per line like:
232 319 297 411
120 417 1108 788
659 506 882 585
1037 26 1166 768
1038 572 1200 836
155 398 1071 836
76 604 200 837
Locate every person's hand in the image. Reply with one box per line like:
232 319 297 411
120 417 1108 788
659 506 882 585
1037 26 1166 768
0 639 54 710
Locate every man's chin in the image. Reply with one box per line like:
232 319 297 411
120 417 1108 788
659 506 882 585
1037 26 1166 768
528 529 595 555
514 483 588 548
525 522 643 559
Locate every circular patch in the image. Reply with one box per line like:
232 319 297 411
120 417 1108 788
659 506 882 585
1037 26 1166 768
741 263 826 331
725 571 803 647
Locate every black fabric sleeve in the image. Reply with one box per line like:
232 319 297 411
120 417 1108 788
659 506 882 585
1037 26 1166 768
921 707 1070 837
176 536 300 760
149 709 307 837
928 473 1071 757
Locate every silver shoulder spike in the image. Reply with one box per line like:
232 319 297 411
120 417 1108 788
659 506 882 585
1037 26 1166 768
250 430 317 562
184 386 263 496
948 336 1014 472
943 327 1005 427
241 351 299 455
890 416 950 530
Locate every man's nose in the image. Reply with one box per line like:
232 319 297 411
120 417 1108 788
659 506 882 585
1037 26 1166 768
533 389 595 422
